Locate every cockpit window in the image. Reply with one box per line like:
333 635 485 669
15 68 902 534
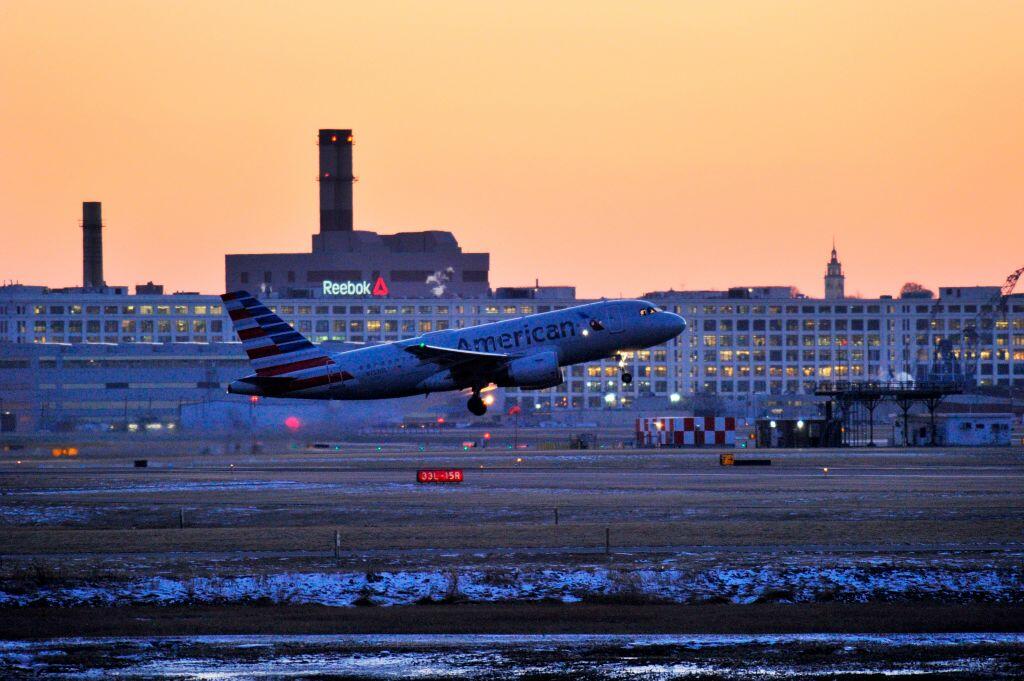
589 319 605 331
639 307 658 316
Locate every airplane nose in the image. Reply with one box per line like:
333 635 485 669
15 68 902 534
668 313 687 336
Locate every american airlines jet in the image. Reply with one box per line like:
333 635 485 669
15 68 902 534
222 291 687 415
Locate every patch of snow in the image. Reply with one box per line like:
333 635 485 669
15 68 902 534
0 505 92 525
2 560 1020 608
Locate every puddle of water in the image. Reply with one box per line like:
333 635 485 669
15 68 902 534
3 633 1022 679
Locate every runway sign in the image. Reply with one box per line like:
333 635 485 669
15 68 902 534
417 468 464 483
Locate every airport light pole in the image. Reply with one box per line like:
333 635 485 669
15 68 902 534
249 395 258 453
509 404 521 450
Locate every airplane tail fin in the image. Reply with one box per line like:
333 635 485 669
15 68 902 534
221 290 333 377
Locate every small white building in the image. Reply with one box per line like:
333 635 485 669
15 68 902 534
902 412 1014 447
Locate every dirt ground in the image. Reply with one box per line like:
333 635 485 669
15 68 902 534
4 603 1024 638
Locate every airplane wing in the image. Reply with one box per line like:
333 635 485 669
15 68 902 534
403 343 508 368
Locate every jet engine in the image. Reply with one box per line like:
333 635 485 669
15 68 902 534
497 351 563 389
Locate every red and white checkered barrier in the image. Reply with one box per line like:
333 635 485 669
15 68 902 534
636 416 736 447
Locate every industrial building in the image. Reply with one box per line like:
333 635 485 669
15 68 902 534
224 130 490 299
3 254 1022 432
899 410 1015 447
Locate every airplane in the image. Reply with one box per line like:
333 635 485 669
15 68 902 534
221 291 687 415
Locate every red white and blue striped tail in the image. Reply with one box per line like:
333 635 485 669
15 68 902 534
221 290 334 378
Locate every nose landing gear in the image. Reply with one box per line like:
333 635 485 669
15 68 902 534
467 390 487 416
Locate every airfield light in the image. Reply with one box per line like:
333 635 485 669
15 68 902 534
797 419 805 429
669 393 681 403
284 416 301 430
769 420 777 429
516 457 523 463
604 393 616 404
582 329 589 337
437 416 445 424
250 396 259 404
655 421 663 430
823 467 829 476
534 403 542 410
483 432 491 440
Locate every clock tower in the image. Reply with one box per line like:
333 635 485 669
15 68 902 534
824 242 845 300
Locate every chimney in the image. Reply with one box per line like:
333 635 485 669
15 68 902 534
82 201 104 290
318 129 354 232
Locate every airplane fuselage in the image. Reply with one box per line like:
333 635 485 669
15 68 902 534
227 298 687 403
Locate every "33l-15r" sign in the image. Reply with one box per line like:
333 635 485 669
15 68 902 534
417 469 463 483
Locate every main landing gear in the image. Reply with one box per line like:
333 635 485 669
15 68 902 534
467 390 487 416
615 353 633 385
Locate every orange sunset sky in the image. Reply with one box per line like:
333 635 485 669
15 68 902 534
1 1 1022 299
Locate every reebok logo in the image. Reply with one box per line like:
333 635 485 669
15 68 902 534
323 280 372 296
322 278 391 297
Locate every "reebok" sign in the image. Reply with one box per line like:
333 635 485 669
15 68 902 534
322 277 389 297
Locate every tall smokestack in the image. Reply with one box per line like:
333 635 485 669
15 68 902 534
318 129 354 232
82 201 104 290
